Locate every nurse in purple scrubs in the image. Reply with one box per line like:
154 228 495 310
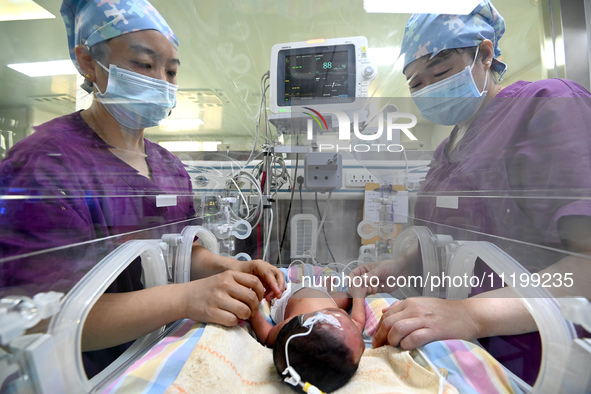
352 0 591 385
0 0 283 377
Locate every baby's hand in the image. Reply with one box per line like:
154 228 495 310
234 259 285 301
348 282 368 299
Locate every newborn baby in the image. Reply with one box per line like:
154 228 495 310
249 266 366 392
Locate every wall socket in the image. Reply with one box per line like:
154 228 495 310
345 170 378 187
304 152 343 192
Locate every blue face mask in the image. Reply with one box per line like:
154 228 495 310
94 60 177 129
410 48 487 126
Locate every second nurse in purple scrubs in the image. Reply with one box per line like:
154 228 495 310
352 0 591 385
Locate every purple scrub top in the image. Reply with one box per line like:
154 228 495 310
414 79 591 384
0 111 196 376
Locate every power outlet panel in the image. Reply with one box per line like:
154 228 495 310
345 170 378 187
304 153 342 192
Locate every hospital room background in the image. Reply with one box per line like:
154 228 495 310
1 0 591 393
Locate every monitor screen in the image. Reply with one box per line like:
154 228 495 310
276 44 356 108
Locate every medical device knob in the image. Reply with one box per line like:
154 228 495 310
363 64 376 78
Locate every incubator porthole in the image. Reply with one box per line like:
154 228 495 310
194 175 209 187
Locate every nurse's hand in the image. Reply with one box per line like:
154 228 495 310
350 256 419 295
182 270 265 326
350 261 390 294
371 297 479 349
234 259 285 301
190 245 284 301
351 238 421 294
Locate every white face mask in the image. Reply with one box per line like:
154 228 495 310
411 47 488 126
94 60 177 129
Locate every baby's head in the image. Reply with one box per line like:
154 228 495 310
273 308 365 392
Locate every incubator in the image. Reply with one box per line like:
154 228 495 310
2 0 591 392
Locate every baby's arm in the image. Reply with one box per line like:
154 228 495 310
249 311 283 346
350 296 366 332
249 310 274 344
332 289 366 332
348 285 367 332
332 291 353 310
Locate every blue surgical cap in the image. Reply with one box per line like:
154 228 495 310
400 0 507 77
60 0 179 76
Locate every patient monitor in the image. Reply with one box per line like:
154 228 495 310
269 36 377 133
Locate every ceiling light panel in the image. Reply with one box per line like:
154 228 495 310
0 0 55 21
8 60 78 77
363 0 482 15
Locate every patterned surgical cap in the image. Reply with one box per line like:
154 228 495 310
400 0 507 77
61 0 179 76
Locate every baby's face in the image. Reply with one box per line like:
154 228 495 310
303 308 366 362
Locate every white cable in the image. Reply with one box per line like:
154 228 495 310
283 324 314 387
185 164 225 177
228 176 251 220
316 191 333 236
225 154 248 179
245 174 264 228
416 347 446 394
304 250 319 265
402 149 412 190
276 199 282 266
234 170 263 227
343 260 362 275
246 72 270 167
262 208 274 262
400 150 428 191
229 151 235 175
407 164 430 173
